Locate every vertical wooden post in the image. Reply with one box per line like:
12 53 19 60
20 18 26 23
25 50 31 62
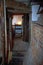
9 17 12 51
22 14 29 42
0 0 5 65
8 17 12 63
4 0 8 64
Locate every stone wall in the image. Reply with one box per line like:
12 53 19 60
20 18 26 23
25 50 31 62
23 14 43 65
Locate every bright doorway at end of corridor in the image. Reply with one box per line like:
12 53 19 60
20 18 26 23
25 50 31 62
12 15 23 39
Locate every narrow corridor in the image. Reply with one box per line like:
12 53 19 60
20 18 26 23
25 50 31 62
0 0 43 65
9 38 29 65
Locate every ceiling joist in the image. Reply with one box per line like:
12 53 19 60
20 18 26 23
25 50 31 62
5 0 31 13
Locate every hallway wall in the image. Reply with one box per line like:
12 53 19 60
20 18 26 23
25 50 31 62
23 12 43 65
0 18 2 57
0 17 4 57
0 3 4 57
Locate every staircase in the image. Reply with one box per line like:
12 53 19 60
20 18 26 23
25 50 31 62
9 51 26 65
8 38 29 65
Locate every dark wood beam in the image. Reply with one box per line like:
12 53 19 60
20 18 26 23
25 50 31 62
31 0 43 2
37 5 40 14
31 0 43 5
6 0 29 9
37 5 43 14
5 0 31 13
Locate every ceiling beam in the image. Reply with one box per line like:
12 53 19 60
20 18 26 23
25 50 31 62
31 0 43 6
31 0 43 2
7 7 31 13
6 0 29 9
5 0 31 13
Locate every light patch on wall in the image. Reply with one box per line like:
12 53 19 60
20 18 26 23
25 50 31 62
17 21 22 25
32 5 40 21
12 15 23 25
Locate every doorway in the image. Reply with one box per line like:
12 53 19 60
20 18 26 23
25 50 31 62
12 15 23 39
5 7 29 65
